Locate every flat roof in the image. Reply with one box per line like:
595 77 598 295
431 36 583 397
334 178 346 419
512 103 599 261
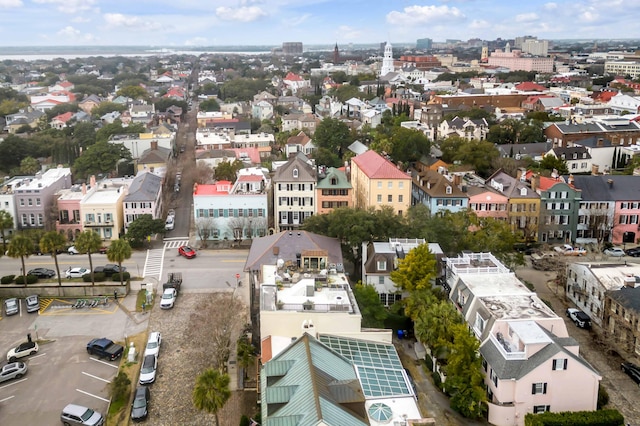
508 320 553 345
479 294 557 320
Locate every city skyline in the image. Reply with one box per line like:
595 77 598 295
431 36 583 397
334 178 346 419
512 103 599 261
0 0 638 47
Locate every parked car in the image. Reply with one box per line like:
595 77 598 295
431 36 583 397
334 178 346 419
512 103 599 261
60 403 105 426
165 215 175 231
144 332 162 357
4 298 18 316
131 385 150 422
566 308 592 329
28 267 56 278
25 295 40 313
622 362 640 386
0 362 27 383
160 288 177 309
98 246 108 254
67 245 81 255
7 340 38 362
66 267 89 279
554 244 586 256
625 247 640 257
604 247 626 257
94 264 126 277
139 354 158 385
178 245 196 259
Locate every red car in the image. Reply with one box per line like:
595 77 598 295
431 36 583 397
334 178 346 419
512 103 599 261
178 245 196 259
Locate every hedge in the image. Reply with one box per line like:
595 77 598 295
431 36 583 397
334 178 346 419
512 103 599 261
525 409 624 426
1 275 15 284
14 275 38 284
82 272 106 282
112 272 131 282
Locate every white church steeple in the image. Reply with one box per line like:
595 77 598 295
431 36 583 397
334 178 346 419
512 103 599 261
380 41 394 76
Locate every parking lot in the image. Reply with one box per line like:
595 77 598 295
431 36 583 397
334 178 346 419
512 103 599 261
0 296 137 425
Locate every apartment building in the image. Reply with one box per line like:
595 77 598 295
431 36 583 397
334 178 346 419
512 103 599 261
15 167 72 230
79 177 131 241
316 166 352 215
350 150 411 216
446 252 601 426
123 172 164 230
272 152 316 232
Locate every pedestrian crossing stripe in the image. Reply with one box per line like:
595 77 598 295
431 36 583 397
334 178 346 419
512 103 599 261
164 240 189 249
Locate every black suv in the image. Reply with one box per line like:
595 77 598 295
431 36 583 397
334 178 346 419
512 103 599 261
94 264 127 277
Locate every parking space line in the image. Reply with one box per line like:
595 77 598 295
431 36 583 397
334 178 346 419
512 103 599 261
76 389 110 403
82 371 111 383
0 396 15 403
0 378 27 390
89 357 119 369
30 353 46 360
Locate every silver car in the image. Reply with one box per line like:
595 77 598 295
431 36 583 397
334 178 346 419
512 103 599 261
4 298 18 316
0 362 27 383
25 295 40 313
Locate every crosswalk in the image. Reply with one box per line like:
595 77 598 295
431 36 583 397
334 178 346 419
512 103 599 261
143 249 165 279
163 239 190 249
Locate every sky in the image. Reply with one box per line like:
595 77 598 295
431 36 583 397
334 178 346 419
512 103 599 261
0 0 638 47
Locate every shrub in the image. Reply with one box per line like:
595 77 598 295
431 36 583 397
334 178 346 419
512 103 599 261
524 409 624 426
82 272 106 282
597 383 610 409
110 371 131 404
112 272 131 282
14 275 37 284
1 275 15 284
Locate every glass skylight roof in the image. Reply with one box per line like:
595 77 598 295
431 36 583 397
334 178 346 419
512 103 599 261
319 334 412 398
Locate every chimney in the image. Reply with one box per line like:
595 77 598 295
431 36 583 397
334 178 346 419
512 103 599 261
531 174 540 192
453 174 462 186
607 179 614 187
591 164 599 175
151 140 158 150
89 175 96 188
568 174 574 185
597 138 604 147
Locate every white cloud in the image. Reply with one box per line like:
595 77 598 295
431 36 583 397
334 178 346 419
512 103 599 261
56 25 95 41
0 0 22 7
71 16 91 23
184 37 208 46
103 13 164 31
386 5 465 25
469 19 491 29
286 13 311 27
33 0 96 14
543 2 558 10
579 10 599 22
215 6 267 22
336 25 362 40
515 13 538 23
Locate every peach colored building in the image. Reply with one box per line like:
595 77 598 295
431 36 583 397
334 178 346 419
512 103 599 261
55 186 85 242
316 167 352 215
467 185 508 220
350 150 411 216
446 253 601 426
487 46 553 73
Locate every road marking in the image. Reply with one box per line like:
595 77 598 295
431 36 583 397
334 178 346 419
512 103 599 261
30 353 46 360
82 371 112 383
76 389 110 402
0 395 15 403
89 357 119 369
0 378 28 390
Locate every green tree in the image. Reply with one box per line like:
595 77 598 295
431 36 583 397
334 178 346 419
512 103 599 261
384 127 431 166
192 368 231 425
74 230 102 285
313 118 352 157
539 154 569 175
353 282 388 328
71 121 97 148
446 323 487 419
39 231 67 286
439 136 465 163
0 210 14 253
236 334 255 379
199 98 220 112
7 235 33 285
91 102 127 120
107 238 132 286
415 299 462 360
116 85 149 100
463 214 525 269
390 243 437 292
72 141 132 180
126 214 166 247
19 156 40 175
214 159 244 182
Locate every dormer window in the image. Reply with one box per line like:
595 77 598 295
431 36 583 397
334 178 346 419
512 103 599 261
377 260 387 271
520 187 527 196
293 168 299 178
446 186 452 194
331 178 337 185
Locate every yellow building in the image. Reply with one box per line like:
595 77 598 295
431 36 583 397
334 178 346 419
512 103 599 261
80 177 131 241
350 150 411 216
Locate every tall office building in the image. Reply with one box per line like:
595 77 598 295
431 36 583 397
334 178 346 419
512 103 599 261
416 38 432 50
281 42 303 56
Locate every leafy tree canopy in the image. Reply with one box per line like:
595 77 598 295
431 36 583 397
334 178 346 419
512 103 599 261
126 214 165 247
199 98 220 112
91 102 127 120
538 154 569 175
313 118 352 156
353 283 388 328
390 243 437 292
218 78 268 102
72 141 132 180
116 85 149 100
214 159 244 182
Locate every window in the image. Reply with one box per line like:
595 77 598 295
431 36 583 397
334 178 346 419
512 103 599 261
377 195 382 203
86 213 95 223
377 181 382 189
388 181 393 189
37 214 43 226
28 198 32 206
620 215 628 225
105 213 112 223
19 198 24 206
533 405 550 414
490 369 498 387
475 313 486 333
446 186 452 194
21 214 27 226
388 194 393 202
552 359 567 370
532 382 547 394
399 181 404 189
36 198 41 206
398 195 403 203
377 260 387 271
292 168 298 178
378 276 385 285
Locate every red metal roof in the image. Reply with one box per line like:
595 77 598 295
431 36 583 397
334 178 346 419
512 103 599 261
352 150 410 179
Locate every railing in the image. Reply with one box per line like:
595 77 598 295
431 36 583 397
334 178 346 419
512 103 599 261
489 333 526 360
277 302 352 313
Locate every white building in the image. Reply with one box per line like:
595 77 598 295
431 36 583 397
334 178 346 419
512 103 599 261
380 42 395 77
123 172 164 230
272 152 317 232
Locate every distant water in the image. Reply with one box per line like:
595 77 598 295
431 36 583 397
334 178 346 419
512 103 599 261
0 45 276 61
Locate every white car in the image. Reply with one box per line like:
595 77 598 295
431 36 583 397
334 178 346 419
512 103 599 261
160 288 177 309
67 245 80 255
604 247 626 257
139 354 157 385
66 267 89 279
165 215 175 231
144 332 162 357
7 340 39 362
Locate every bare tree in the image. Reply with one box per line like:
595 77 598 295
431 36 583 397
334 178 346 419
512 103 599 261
194 161 214 184
250 216 268 238
195 217 217 248
227 217 249 241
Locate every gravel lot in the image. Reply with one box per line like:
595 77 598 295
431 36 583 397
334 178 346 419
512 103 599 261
146 291 257 426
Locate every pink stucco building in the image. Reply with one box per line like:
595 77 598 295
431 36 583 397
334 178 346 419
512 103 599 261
487 45 553 73
467 185 509 220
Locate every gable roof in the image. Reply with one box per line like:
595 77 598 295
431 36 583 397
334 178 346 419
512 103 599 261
569 175 640 201
351 150 409 180
515 81 546 92
244 231 343 272
261 333 367 426
273 152 316 182
317 167 352 190
124 172 162 202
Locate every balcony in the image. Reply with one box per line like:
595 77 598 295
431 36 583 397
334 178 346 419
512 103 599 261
490 332 526 360
84 220 114 227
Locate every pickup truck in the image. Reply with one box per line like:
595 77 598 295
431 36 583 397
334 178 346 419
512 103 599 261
163 272 182 294
566 308 592 329
554 244 587 256
86 338 124 361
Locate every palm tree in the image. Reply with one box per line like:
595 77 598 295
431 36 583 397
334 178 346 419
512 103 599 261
192 368 231 425
0 210 14 254
40 231 67 286
7 235 33 285
106 238 132 286
74 230 102 285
